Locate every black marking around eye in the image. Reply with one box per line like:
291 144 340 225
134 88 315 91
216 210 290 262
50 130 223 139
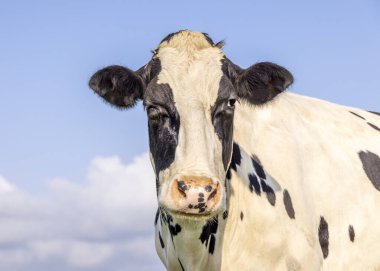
261 179 276 206
283 190 295 219
358 150 380 191
147 82 180 176
348 225 355 242
318 216 329 259
199 217 219 254
211 75 236 170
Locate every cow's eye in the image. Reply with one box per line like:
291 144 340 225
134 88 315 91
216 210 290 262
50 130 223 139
227 98 236 108
147 106 168 120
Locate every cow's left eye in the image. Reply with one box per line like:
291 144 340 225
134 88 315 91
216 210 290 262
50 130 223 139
227 98 236 108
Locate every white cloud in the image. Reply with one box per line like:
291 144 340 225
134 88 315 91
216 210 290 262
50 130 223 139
0 175 16 192
0 153 164 271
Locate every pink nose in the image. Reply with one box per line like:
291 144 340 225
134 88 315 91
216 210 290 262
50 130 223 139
171 176 221 214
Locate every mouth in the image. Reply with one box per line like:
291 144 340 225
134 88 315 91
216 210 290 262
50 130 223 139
161 206 224 221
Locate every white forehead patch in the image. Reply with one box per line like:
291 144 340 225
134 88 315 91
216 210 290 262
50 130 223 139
156 31 225 109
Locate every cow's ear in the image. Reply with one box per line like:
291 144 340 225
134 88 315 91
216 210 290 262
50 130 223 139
89 65 144 109
236 62 293 105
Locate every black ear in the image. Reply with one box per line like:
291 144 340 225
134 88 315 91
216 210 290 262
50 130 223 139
89 65 144 109
236 62 293 105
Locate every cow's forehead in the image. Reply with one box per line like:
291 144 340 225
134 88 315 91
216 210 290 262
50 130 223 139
155 31 225 108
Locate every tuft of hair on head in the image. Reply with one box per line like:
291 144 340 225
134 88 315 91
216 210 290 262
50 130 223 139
215 40 225 49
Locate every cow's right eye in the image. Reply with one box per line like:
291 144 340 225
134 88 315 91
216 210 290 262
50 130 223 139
147 106 169 121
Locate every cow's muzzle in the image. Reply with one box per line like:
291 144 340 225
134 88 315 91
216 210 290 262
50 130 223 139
170 175 222 215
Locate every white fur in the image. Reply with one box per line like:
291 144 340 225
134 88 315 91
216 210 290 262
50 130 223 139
228 93 380 270
153 31 380 271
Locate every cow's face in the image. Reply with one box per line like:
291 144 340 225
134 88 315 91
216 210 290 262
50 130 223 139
89 31 293 218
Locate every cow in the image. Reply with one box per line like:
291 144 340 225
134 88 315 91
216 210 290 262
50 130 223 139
88 30 380 271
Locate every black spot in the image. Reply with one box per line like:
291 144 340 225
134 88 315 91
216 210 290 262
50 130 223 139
211 75 236 169
369 111 380 117
198 203 206 208
248 174 261 195
348 225 355 242
318 216 329 259
209 235 216 254
154 208 160 225
161 211 182 246
178 258 185 271
199 208 206 213
252 157 266 179
226 168 232 180
198 198 204 202
261 180 276 206
188 204 193 209
223 210 229 220
205 185 212 192
240 211 244 221
350 111 366 120
358 150 380 191
367 122 380 132
283 190 295 219
158 231 165 248
199 217 218 254
199 193 204 197
229 143 242 172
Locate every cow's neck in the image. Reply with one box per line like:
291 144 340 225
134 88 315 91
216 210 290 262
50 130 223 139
154 152 281 270
154 99 291 270
155 208 227 270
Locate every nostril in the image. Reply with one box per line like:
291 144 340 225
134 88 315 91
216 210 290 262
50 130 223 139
205 185 212 192
177 180 187 198
177 180 187 192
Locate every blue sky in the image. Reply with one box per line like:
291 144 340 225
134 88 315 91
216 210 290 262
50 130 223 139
0 0 379 270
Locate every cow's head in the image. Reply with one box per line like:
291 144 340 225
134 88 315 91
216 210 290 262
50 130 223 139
89 30 293 218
